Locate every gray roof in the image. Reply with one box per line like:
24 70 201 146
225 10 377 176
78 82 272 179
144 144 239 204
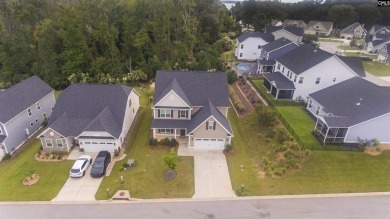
151 119 189 129
276 44 333 74
306 21 333 32
372 37 390 47
282 19 307 28
265 26 304 37
0 135 5 143
371 25 390 34
264 72 295 90
236 32 275 43
310 77 390 127
259 60 276 65
153 71 230 107
155 77 192 107
0 76 54 123
336 56 366 77
340 22 363 34
47 83 134 138
261 38 294 53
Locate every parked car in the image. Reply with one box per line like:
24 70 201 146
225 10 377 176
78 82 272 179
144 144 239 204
90 151 111 178
69 155 92 178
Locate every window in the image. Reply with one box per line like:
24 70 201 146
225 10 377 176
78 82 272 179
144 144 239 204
0 128 2 134
282 67 285 73
128 99 132 107
315 77 321 84
277 64 280 70
316 25 319 29
316 106 320 115
287 72 290 77
333 78 336 82
239 53 242 57
45 139 52 147
294 75 297 82
308 99 313 108
56 139 63 147
36 102 41 110
30 122 34 127
51 106 54 112
43 113 47 119
159 109 172 118
206 121 216 130
179 110 188 118
28 108 32 116
240 44 243 49
299 77 304 84
133 109 135 113
258 45 261 49
289 73 292 79
35 118 38 123
159 129 173 134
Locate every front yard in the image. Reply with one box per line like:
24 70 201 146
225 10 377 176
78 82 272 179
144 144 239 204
363 61 390 77
95 86 194 199
0 137 73 201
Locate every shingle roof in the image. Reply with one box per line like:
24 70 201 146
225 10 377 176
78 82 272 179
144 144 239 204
151 119 189 129
372 37 390 47
153 71 230 107
261 38 294 52
310 77 390 127
372 25 390 34
236 32 275 43
0 76 54 123
47 83 134 138
264 72 295 90
282 19 307 28
336 56 366 77
0 135 6 143
307 21 333 32
259 60 276 65
265 26 304 37
155 77 191 107
276 44 333 74
340 22 362 34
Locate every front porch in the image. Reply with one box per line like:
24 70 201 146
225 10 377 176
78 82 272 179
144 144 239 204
152 128 189 144
263 72 295 100
315 117 348 144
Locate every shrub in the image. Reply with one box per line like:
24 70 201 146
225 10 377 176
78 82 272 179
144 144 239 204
257 106 277 127
224 144 233 153
229 86 246 112
37 148 42 156
2 153 11 161
164 148 177 170
160 138 171 146
149 138 158 146
79 148 85 153
170 138 178 147
265 129 275 138
227 70 237 84
114 149 120 157
275 128 292 144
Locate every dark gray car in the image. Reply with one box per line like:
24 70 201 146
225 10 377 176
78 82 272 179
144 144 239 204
90 151 111 178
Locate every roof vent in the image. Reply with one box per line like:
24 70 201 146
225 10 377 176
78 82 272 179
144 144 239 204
314 49 317 52
356 98 363 106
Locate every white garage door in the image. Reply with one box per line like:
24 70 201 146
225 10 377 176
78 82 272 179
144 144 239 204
82 142 115 153
194 138 225 150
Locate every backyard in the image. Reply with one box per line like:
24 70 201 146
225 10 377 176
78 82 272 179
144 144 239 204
95 85 194 199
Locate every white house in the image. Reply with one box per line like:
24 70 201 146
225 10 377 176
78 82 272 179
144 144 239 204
340 22 367 39
262 45 365 101
378 44 390 64
235 32 274 61
366 37 390 53
265 26 304 43
39 83 140 153
307 77 390 144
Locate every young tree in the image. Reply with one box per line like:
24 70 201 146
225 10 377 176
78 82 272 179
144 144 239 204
164 148 177 170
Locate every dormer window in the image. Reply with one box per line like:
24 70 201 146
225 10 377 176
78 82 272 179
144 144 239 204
241 44 244 49
36 102 41 110
315 77 321 84
206 121 216 130
28 108 32 116
299 77 304 84
294 75 297 82
128 99 132 107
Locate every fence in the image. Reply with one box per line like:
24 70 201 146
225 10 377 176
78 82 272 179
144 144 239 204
248 77 363 152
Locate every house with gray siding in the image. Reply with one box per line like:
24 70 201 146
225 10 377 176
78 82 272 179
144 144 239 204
151 70 233 150
265 26 304 43
378 44 390 64
340 22 367 39
368 25 390 36
0 76 55 158
304 21 333 37
39 83 140 153
307 77 390 144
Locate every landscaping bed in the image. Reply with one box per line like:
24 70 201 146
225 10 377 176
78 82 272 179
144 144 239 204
229 82 255 116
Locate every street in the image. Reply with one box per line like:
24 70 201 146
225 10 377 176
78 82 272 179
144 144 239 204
2 194 390 219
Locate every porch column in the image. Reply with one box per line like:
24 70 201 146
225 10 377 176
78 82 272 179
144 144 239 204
276 89 280 99
228 136 231 144
174 129 177 139
188 136 191 148
153 129 156 138
314 119 319 131
323 127 330 145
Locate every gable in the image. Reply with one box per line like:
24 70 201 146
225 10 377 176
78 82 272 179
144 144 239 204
301 56 359 78
155 90 191 108
241 37 268 46
189 116 232 136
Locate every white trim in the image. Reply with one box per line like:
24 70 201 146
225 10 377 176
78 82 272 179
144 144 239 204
76 131 116 139
38 127 63 138
349 111 390 129
153 90 192 109
267 42 294 53
188 115 233 136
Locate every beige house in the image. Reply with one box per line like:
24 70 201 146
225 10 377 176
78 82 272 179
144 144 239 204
340 22 367 39
282 19 307 29
304 21 333 37
151 70 233 150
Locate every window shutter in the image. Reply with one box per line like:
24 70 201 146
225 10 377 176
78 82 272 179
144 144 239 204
206 121 209 130
158 110 160 117
178 111 180 118
213 121 216 130
186 111 188 118
171 129 174 134
171 110 173 118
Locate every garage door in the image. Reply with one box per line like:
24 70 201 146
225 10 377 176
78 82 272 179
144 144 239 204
82 142 115 153
194 138 225 150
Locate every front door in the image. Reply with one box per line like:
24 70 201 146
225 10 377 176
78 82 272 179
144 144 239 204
180 129 186 137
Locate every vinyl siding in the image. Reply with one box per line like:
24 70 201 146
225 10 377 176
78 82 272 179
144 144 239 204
235 37 268 61
345 113 390 143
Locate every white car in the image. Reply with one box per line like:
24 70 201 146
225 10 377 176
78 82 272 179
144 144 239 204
69 155 92 178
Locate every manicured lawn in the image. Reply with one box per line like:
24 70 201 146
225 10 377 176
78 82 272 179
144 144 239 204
344 52 378 59
319 38 343 42
227 108 390 196
95 86 194 199
0 138 73 201
363 61 390 77
337 45 359 50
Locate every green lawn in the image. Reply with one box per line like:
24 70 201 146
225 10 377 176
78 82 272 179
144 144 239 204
319 38 343 42
363 61 390 77
54 90 62 100
337 45 359 50
344 52 378 59
227 108 390 196
0 138 73 201
95 86 194 199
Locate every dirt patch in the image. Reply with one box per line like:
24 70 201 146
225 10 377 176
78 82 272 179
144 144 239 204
164 170 177 181
231 82 256 116
364 146 382 156
23 174 39 186
223 150 234 157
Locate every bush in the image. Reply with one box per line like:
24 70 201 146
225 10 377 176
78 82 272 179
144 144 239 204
170 138 178 147
114 149 120 157
275 128 291 144
164 148 177 170
229 86 246 112
160 138 171 146
257 106 277 127
149 138 158 146
224 144 233 153
2 153 11 161
227 70 237 84
265 128 275 138
350 39 357 47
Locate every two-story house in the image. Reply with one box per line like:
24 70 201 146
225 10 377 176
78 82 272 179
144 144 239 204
304 21 334 37
235 32 274 61
0 76 55 158
282 19 307 29
151 70 233 150
265 26 304 43
39 83 139 153
340 22 367 39
366 37 390 53
307 77 390 144
257 38 299 73
262 44 365 101
378 44 390 64
368 25 390 36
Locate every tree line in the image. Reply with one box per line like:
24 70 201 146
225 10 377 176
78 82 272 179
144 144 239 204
0 0 236 89
232 0 389 31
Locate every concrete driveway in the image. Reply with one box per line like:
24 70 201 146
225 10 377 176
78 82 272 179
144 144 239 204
53 153 103 202
192 150 235 198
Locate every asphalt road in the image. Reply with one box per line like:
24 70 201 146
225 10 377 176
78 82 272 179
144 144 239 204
2 195 390 219
318 41 341 54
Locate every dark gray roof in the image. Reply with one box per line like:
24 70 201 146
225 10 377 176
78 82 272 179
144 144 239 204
153 71 230 107
320 116 353 128
0 135 6 143
372 25 390 34
372 37 390 47
155 77 191 107
259 60 276 65
374 33 390 39
0 76 54 123
276 44 333 74
310 77 390 127
340 22 362 34
151 119 189 129
282 19 307 28
47 83 134 138
336 56 366 77
188 100 232 135
307 21 333 32
261 38 294 53
265 26 304 37
236 32 275 43
264 72 295 90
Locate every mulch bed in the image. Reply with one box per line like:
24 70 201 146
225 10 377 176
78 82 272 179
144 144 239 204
23 174 39 186
149 145 179 150
164 170 177 181
231 82 257 116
